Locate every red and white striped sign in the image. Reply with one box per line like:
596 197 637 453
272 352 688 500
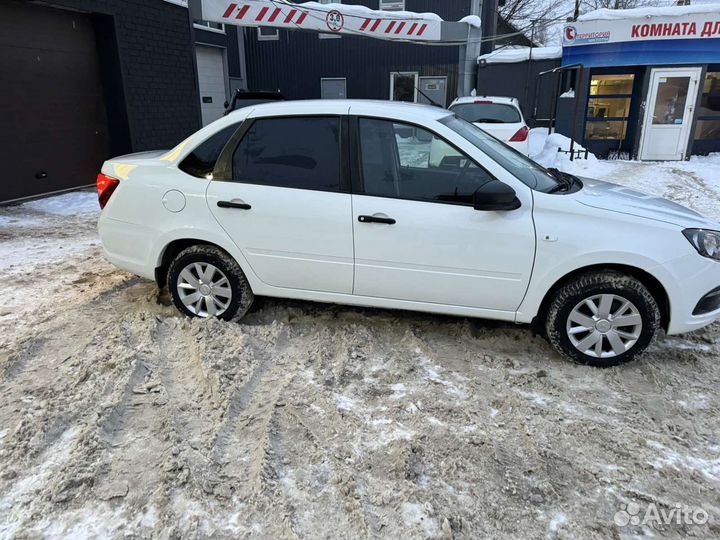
358 18 429 37
202 0 443 41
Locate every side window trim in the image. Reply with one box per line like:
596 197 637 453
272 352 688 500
350 115 499 206
213 118 255 182
178 122 244 179
214 114 351 193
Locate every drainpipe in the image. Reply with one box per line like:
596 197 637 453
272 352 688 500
458 0 483 98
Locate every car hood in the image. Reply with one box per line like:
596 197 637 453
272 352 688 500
576 177 716 228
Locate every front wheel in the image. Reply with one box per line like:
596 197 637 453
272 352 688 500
167 245 254 321
544 271 660 367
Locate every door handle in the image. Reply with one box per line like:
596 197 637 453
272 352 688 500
217 200 251 210
358 215 396 225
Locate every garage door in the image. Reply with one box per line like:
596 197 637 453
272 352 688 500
0 1 109 202
196 46 227 126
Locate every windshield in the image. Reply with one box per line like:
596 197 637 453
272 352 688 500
440 115 561 192
450 102 521 124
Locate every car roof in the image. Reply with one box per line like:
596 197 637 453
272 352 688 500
451 96 519 106
244 99 452 122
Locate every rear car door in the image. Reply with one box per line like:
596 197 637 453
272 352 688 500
206 115 354 293
351 117 536 312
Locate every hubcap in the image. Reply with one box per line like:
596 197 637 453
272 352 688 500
566 293 643 358
176 262 232 317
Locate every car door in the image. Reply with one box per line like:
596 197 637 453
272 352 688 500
351 117 535 312
206 115 354 294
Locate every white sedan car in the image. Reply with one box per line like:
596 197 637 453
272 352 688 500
97 100 720 367
448 96 530 155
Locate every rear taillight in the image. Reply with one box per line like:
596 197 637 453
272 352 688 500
474 100 493 104
509 126 529 142
96 173 120 209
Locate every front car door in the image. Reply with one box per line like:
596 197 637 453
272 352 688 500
206 113 354 294
639 67 702 161
350 114 536 314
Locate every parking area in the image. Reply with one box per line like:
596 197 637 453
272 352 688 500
1 156 720 539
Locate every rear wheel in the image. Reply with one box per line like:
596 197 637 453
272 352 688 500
167 245 254 321
544 271 660 367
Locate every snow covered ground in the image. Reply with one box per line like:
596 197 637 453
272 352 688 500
530 128 720 221
1 156 720 539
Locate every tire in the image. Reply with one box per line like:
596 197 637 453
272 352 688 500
544 270 660 367
167 245 254 321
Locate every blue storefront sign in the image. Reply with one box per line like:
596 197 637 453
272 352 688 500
562 8 720 67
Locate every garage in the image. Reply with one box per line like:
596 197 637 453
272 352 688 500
195 45 228 126
0 1 110 202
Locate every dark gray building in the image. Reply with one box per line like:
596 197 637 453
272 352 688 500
0 0 206 202
192 15 249 125
242 0 532 107
475 48 563 128
0 0 253 203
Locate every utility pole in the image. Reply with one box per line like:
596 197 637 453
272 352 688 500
458 0 485 98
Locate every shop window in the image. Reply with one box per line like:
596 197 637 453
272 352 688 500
589 74 634 96
695 119 720 140
695 72 720 140
585 74 634 140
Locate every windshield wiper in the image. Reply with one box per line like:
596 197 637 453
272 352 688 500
547 167 576 193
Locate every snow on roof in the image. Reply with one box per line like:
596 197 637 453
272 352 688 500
300 2 443 21
459 15 482 28
477 46 562 64
578 4 720 22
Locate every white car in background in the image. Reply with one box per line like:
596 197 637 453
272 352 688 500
97 100 720 367
448 96 530 155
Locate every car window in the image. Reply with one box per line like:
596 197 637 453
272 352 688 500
450 102 521 124
359 118 496 205
440 115 560 192
232 117 341 191
179 124 239 178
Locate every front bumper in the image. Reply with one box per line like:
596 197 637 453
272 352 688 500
653 253 720 335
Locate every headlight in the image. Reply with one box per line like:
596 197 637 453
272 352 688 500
683 229 720 261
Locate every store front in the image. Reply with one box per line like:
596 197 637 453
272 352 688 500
559 6 720 160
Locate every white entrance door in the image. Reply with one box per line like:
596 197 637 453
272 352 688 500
639 67 701 161
195 45 227 126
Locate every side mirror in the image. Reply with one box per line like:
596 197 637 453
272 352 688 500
223 101 229 109
473 180 521 211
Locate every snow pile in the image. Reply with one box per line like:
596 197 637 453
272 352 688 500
530 128 614 177
578 4 720 21
477 46 562 64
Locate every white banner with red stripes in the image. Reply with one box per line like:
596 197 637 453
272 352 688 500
200 0 443 41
